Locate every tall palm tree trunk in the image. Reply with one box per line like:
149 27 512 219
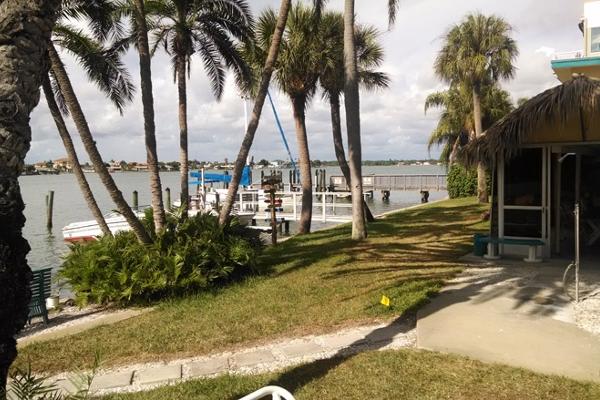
219 0 291 226
343 0 367 240
177 57 189 218
0 0 59 393
133 0 166 232
472 84 488 203
329 93 351 186
292 95 313 233
48 43 152 244
329 93 375 222
42 76 111 236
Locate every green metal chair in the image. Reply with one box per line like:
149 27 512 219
28 267 53 324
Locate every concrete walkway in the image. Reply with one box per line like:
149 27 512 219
18 308 150 348
49 319 415 395
417 259 600 383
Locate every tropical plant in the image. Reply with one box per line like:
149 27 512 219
218 0 292 226
425 83 513 165
320 15 388 223
0 0 60 394
47 1 152 244
111 0 169 232
60 212 264 305
324 0 399 240
43 0 131 237
149 0 253 217
434 12 518 203
136 0 167 232
241 4 325 233
42 76 111 236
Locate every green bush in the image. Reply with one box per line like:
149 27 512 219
447 164 478 198
59 213 264 305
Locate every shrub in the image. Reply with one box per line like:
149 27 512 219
59 213 264 305
447 164 478 198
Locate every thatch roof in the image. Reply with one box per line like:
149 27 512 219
462 75 600 166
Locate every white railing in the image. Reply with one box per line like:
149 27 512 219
238 386 296 400
553 50 585 60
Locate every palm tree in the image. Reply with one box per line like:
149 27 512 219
434 13 518 203
320 16 389 192
112 0 168 231
425 83 513 165
218 0 291 226
242 4 323 233
339 0 399 240
134 0 167 232
0 0 60 392
42 74 112 236
47 10 152 244
151 0 253 217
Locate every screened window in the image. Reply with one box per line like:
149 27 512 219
504 148 542 207
591 27 600 53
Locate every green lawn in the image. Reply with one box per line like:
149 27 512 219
16 198 487 374
101 350 600 400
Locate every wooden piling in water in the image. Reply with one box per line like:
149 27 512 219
46 190 54 230
133 190 138 211
165 187 171 210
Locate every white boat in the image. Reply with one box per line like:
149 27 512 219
62 210 146 243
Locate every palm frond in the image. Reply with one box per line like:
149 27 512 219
53 23 135 114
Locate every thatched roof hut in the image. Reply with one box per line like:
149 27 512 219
463 75 600 166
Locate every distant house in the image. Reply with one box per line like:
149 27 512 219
52 157 72 172
109 161 122 172
132 163 149 172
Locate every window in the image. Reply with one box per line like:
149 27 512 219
504 148 542 207
591 27 600 53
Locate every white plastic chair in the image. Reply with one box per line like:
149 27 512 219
238 385 296 400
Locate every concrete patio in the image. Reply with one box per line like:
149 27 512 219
417 256 600 382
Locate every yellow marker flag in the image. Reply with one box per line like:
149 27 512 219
380 295 390 307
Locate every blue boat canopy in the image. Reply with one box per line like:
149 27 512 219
189 165 252 187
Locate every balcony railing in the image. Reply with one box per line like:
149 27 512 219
553 50 585 61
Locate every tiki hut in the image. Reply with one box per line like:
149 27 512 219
464 75 600 260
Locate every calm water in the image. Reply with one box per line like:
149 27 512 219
20 165 446 274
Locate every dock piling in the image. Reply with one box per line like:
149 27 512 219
165 187 171 210
46 190 54 230
133 190 138 211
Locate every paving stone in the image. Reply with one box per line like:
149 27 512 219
186 357 229 377
230 349 276 368
278 341 324 359
90 371 133 391
320 332 367 349
135 365 182 385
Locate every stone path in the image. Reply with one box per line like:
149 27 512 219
49 320 415 395
18 308 150 348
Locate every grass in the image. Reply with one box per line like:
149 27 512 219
101 350 600 400
16 198 487 374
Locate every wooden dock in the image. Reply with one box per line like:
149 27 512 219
329 174 447 191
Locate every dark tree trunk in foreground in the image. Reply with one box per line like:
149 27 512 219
343 0 367 239
42 76 111 236
48 43 152 244
0 0 60 394
472 84 488 203
292 95 313 233
133 0 166 232
177 56 189 218
219 0 291 225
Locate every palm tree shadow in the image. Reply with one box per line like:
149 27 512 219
265 312 415 396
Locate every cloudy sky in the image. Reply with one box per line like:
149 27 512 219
28 0 584 164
